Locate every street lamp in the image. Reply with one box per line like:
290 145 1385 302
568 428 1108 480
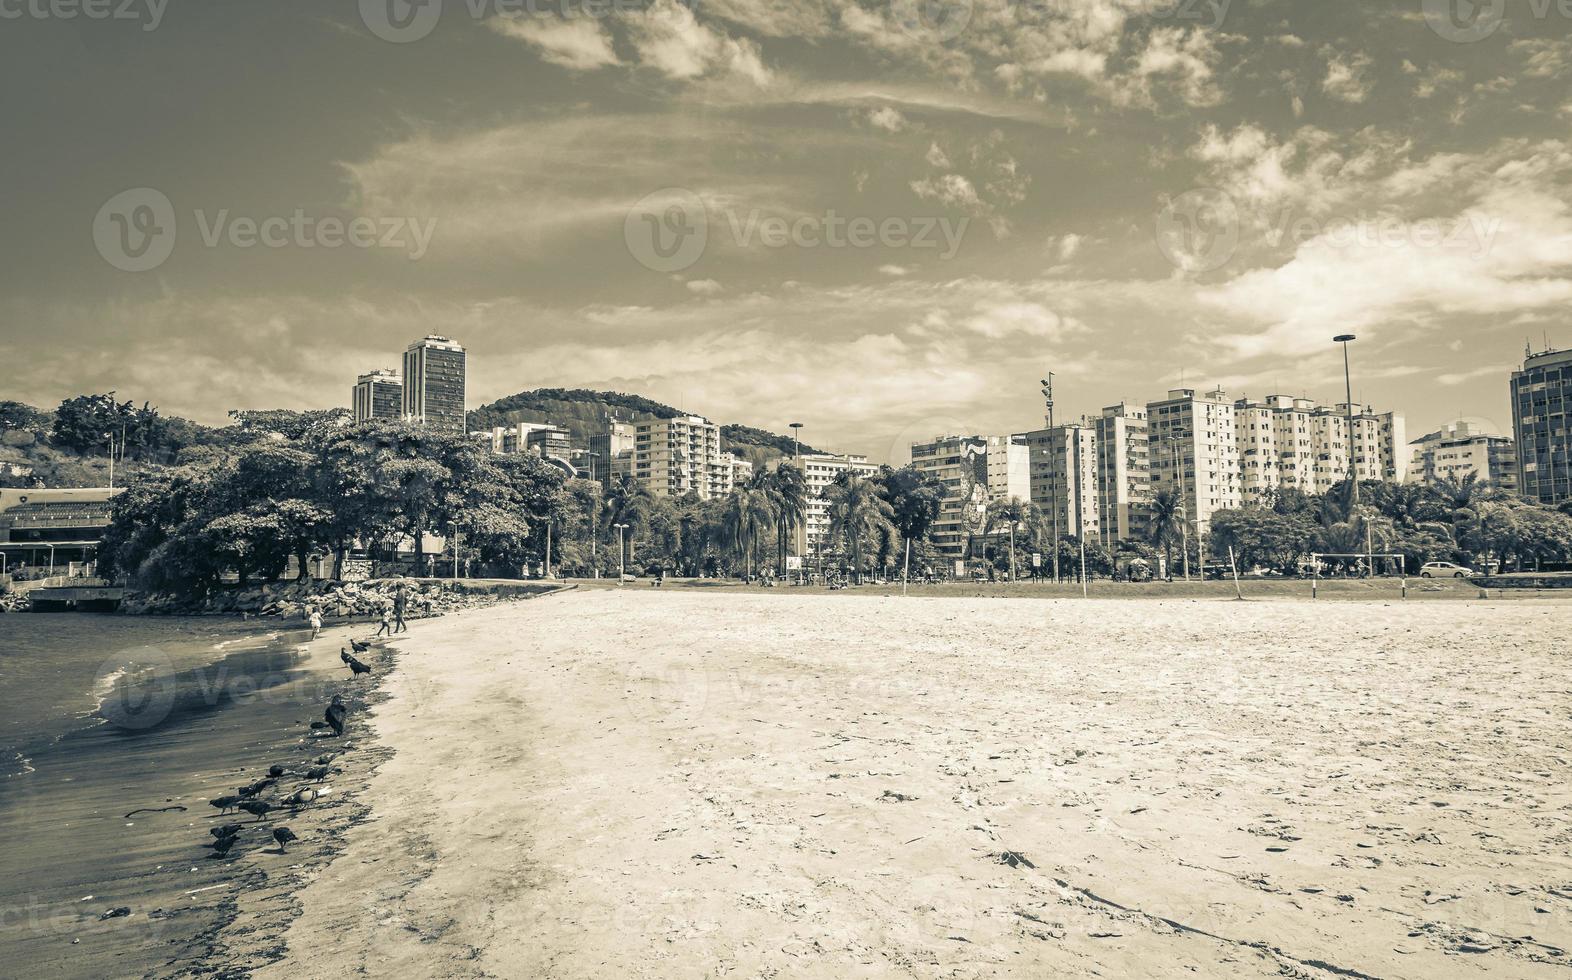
1334 334 1358 507
789 422 805 583
1040 374 1059 583
613 522 628 584
449 520 460 578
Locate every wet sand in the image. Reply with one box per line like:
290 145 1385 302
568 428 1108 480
246 590 1571 978
0 619 394 979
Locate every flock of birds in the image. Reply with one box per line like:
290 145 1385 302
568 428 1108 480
200 637 377 860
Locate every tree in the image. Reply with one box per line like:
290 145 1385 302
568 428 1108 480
1209 507 1315 573
755 463 807 575
0 401 47 433
719 485 777 578
874 465 946 554
826 475 896 583
1148 489 1183 579
229 408 352 441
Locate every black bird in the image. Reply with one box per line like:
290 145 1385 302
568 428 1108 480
304 765 331 782
345 654 372 679
350 638 371 654
238 799 273 821
268 764 286 778
210 824 243 840
325 696 347 737
340 647 352 665
237 777 275 799
209 835 239 858
209 795 242 815
273 826 299 853
313 753 336 765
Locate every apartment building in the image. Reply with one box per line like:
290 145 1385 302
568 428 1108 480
1408 421 1519 492
910 435 989 559
633 415 732 499
1089 403 1149 546
1147 388 1239 532
1233 395 1406 503
401 335 466 433
1023 423 1099 541
1510 345 1572 505
588 418 637 486
985 434 1030 504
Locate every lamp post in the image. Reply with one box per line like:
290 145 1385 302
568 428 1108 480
789 422 805 584
449 521 460 578
1040 374 1059 583
1334 334 1358 507
613 523 628 584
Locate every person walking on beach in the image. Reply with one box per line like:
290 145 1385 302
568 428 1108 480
393 586 409 633
309 607 323 640
375 606 393 638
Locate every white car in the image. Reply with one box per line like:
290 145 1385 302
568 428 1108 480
1420 561 1474 578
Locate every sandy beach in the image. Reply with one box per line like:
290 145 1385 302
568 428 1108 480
238 589 1571 978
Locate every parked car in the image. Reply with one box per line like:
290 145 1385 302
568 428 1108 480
1420 561 1474 578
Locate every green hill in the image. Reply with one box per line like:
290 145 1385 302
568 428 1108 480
466 389 821 469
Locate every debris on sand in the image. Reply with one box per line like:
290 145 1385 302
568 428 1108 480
879 790 918 803
994 851 1036 869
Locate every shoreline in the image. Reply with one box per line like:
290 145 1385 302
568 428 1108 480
246 590 1572 977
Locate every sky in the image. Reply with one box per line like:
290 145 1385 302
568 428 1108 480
1 0 1569 463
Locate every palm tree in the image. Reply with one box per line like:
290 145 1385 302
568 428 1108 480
1148 489 1183 580
1434 472 1483 514
719 485 777 579
826 475 896 583
754 463 807 576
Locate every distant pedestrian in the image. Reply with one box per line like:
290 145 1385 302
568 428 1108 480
375 607 392 637
393 587 409 633
308 608 323 640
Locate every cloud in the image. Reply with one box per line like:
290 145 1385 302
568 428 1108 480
629 0 773 86
1322 51 1374 104
686 278 724 294
488 16 619 71
866 106 907 132
878 264 909 276
911 173 983 210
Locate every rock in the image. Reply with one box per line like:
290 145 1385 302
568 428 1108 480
99 906 131 920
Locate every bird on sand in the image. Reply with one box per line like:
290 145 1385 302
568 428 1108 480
350 638 371 654
340 648 372 678
210 824 243 839
238 799 273 821
288 787 318 808
268 764 286 778
304 765 331 782
209 795 242 815
325 696 347 737
237 777 275 799
209 835 239 858
273 827 299 853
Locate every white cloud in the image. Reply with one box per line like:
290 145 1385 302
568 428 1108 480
879 264 910 276
910 173 983 210
686 278 724 294
867 105 907 132
488 16 619 71
1322 51 1374 104
629 0 773 86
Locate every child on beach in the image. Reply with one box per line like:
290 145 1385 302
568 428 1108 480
375 607 393 637
309 608 323 639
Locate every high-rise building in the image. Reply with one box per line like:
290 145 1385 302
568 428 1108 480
1147 388 1240 532
910 435 988 560
1023 423 1099 541
352 369 403 422
1510 346 1572 505
633 415 731 499
985 435 1031 504
402 335 466 433
588 418 637 486
1234 395 1405 502
1086 404 1150 547
1407 421 1518 492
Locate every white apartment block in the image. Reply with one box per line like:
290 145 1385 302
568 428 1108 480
788 452 880 555
1147 388 1240 531
1407 421 1518 492
633 415 732 499
1089 403 1150 547
911 435 989 559
1023 423 1100 540
729 455 754 489
985 434 1031 504
1233 395 1407 503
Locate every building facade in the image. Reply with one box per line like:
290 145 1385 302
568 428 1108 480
911 435 988 560
352 369 403 422
1147 388 1240 532
1230 394 1406 504
1408 421 1518 492
1023 424 1100 542
789 451 880 556
1089 403 1149 547
633 415 732 499
402 335 467 433
588 419 637 486
984 435 1031 505
1511 346 1572 505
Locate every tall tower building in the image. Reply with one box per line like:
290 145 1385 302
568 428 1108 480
1147 387 1240 533
589 418 638 486
1511 345 1572 504
1089 403 1150 546
402 335 467 433
910 434 989 560
1023 423 1100 540
352 369 403 422
632 415 731 499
